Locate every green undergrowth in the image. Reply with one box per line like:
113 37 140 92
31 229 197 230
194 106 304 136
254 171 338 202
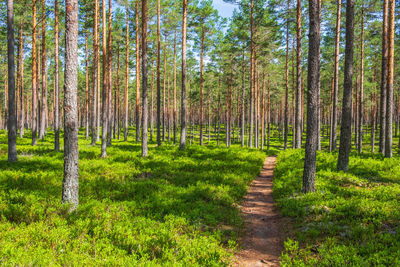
0 129 267 266
274 148 400 266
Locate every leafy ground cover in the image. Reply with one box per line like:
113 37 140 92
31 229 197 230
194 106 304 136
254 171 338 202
274 148 400 266
0 129 268 266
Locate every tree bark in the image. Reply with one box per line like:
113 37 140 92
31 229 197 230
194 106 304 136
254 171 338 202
141 0 148 157
337 0 354 172
284 0 290 150
135 0 141 143
107 0 113 147
156 0 161 146
180 0 188 150
7 0 17 162
358 7 364 153
385 0 395 158
92 0 99 145
303 0 320 192
380 0 388 154
39 0 46 140
330 0 341 152
32 0 38 146
124 6 129 141
101 0 108 158
62 0 79 210
294 0 302 149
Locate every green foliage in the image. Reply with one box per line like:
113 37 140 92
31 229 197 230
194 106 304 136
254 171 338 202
0 129 266 266
275 149 400 266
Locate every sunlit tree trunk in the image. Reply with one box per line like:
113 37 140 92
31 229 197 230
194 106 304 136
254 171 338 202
62 0 79 210
330 0 341 152
294 0 302 149
380 0 388 154
92 0 99 145
385 0 395 158
303 0 320 192
32 0 38 146
101 0 108 158
173 30 177 144
18 18 24 138
249 0 254 148
107 0 113 146
337 0 354 172
157 0 161 146
180 0 187 150
85 24 89 140
135 0 141 143
141 0 148 157
358 7 364 153
284 0 290 150
39 0 47 140
124 6 129 141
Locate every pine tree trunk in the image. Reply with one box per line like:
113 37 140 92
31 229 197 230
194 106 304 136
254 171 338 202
85 25 89 140
294 0 302 149
303 0 321 192
385 0 395 158
18 18 24 138
380 0 388 154
124 6 129 141
135 0 141 143
101 0 108 158
39 0 46 140
179 0 187 150
32 0 38 146
284 0 290 150
358 7 364 153
156 0 161 146
337 0 354 172
62 0 79 210
330 0 341 152
107 0 113 146
141 0 148 157
173 30 177 144
92 0 99 145
199 29 205 146
7 0 17 162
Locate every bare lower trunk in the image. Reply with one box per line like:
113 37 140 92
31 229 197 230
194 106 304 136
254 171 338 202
337 0 354 172
62 0 79 210
179 0 187 150
141 0 148 157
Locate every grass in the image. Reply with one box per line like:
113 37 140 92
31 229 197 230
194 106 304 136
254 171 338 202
0 128 270 266
274 148 400 266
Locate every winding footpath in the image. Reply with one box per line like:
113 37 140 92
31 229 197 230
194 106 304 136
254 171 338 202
235 156 284 267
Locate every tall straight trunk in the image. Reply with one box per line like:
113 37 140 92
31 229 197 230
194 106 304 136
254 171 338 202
380 0 388 154
101 0 108 158
124 7 129 141
292 37 295 148
199 29 205 145
241 49 245 147
62 0 79 210
162 42 167 141
358 7 364 153
173 30 177 144
116 47 120 139
294 0 302 148
141 0 148 157
92 0 99 145
32 0 38 145
135 0 141 143
385 0 395 158
180 0 187 150
330 0 341 152
107 0 113 146
303 0 320 192
39 0 46 140
150 71 154 141
337 0 354 172
18 19 24 138
7 0 17 162
55 0 60 150
156 0 161 146
267 79 271 150
249 0 254 148
85 26 89 139
284 0 290 150
261 73 265 150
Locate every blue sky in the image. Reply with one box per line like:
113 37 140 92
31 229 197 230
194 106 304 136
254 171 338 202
212 0 236 19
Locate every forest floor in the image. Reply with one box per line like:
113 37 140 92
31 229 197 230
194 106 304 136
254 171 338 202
236 156 285 267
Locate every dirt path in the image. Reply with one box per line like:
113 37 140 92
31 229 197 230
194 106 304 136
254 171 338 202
235 156 283 267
